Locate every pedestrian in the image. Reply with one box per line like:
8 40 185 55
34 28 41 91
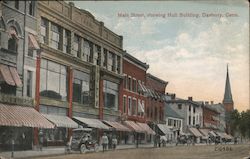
38 130 43 151
101 133 108 152
112 136 118 150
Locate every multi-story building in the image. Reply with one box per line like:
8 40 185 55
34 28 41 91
202 102 220 130
209 103 226 132
36 1 124 145
165 96 203 142
0 1 54 150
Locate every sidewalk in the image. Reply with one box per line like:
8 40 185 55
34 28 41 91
0 143 155 159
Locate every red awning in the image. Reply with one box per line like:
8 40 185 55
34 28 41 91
0 64 22 87
28 34 40 50
103 120 131 132
0 104 54 128
136 122 155 135
124 121 145 133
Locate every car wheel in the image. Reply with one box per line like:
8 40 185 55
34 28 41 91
80 144 86 154
94 143 99 152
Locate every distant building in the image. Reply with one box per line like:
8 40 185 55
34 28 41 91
208 102 226 132
202 102 220 130
223 65 234 112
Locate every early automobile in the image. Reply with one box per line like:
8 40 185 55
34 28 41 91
67 128 99 154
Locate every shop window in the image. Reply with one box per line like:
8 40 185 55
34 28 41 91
103 80 118 110
26 70 32 97
73 70 90 105
40 59 68 101
63 30 71 54
8 27 18 53
40 18 48 44
50 23 61 50
72 34 80 57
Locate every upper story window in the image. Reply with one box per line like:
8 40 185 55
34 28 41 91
82 40 91 62
193 107 196 113
116 56 121 74
73 34 81 58
132 98 137 116
40 18 48 44
123 75 127 89
132 79 137 92
8 26 18 53
107 52 113 71
128 97 132 116
28 1 35 16
111 53 116 72
128 77 132 91
50 23 60 50
14 0 19 10
123 96 126 114
63 30 71 54
189 105 191 111
103 80 118 110
73 70 90 105
26 70 32 97
93 45 101 65
178 104 182 110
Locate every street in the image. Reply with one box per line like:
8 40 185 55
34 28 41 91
34 144 250 159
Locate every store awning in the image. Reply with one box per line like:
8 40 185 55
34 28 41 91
224 133 233 139
0 64 22 87
124 121 145 133
157 124 171 135
199 129 210 136
73 117 110 130
209 131 217 137
136 122 155 135
42 114 78 128
188 127 203 137
138 101 145 113
103 120 131 132
28 34 40 50
0 104 54 128
216 131 227 138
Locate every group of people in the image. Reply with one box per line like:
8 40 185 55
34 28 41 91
101 133 117 152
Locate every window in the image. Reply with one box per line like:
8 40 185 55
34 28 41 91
189 105 191 111
188 116 191 125
82 40 91 62
72 34 81 57
28 47 33 57
128 97 132 115
40 18 48 44
63 30 71 54
111 53 116 72
123 75 127 89
0 83 16 95
174 120 176 127
132 79 136 92
28 1 35 16
73 70 90 105
132 98 137 116
178 104 182 110
40 59 68 101
107 52 113 71
123 96 126 113
8 27 18 52
193 116 195 125
50 23 60 50
193 107 196 113
15 0 19 10
117 56 121 74
93 45 101 65
26 70 32 97
103 80 118 110
128 77 131 91
103 49 107 67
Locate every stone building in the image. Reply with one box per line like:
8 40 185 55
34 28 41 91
0 1 54 150
35 1 124 145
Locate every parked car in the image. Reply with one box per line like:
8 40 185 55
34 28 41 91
69 128 99 154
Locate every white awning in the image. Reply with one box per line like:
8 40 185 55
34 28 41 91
73 117 110 130
42 114 78 128
138 101 145 113
188 127 203 137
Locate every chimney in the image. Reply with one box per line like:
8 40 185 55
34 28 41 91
211 101 214 105
171 94 176 99
188 96 193 101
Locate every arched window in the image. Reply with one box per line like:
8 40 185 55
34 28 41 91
8 26 18 52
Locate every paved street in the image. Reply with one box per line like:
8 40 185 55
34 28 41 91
31 144 250 159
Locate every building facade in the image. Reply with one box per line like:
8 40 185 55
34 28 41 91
202 103 220 130
36 1 124 145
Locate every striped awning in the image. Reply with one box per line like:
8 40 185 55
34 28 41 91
188 127 203 137
199 129 210 136
124 121 145 133
73 117 110 130
136 122 155 135
103 120 131 132
42 114 78 128
209 131 217 137
0 64 22 87
28 34 40 50
0 104 54 128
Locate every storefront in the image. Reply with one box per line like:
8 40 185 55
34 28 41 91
0 104 54 151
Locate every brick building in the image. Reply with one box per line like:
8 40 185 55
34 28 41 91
202 103 220 130
35 1 124 145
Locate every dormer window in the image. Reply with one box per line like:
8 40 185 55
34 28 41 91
8 27 18 53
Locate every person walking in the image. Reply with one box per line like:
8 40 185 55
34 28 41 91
101 133 108 152
112 136 118 150
38 130 43 151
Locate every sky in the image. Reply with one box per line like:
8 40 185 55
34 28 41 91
71 1 249 112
